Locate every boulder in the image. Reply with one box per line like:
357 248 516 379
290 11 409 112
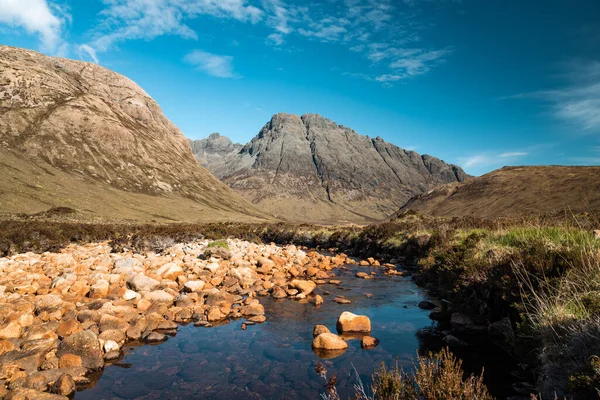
361 336 380 349
312 333 348 350
127 274 160 292
336 312 371 333
57 330 103 370
183 280 205 293
290 280 316 295
312 325 330 337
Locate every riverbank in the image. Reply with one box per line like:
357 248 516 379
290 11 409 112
1 213 598 398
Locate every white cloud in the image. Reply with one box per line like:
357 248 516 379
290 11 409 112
266 33 284 46
85 0 263 54
508 60 600 132
499 151 528 158
459 151 528 169
77 44 99 64
0 0 68 53
184 50 239 78
460 155 490 168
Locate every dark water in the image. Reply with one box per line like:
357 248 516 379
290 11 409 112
76 265 516 399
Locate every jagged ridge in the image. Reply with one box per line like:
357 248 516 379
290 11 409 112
192 112 468 223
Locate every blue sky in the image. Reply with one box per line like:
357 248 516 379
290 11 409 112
1 0 599 175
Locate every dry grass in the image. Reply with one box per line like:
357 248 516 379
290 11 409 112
317 349 492 400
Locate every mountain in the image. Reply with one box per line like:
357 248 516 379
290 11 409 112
189 133 243 179
399 166 600 218
0 45 267 223
192 113 468 223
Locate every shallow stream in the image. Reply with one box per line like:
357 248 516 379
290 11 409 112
76 264 516 399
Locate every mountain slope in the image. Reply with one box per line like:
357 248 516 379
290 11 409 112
189 133 243 179
399 166 600 218
193 113 468 223
0 45 266 222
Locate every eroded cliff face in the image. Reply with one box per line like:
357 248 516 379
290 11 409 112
0 45 265 220
194 113 467 223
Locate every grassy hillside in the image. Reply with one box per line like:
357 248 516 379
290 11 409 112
0 148 270 223
400 166 600 218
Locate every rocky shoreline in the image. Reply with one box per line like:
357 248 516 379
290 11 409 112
0 239 401 399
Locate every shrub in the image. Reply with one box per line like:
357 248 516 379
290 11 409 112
317 349 493 400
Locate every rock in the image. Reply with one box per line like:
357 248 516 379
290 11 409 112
0 339 16 355
34 295 63 314
333 297 351 304
312 333 348 350
230 267 258 287
58 354 82 368
24 374 48 391
450 313 485 333
127 274 160 292
89 280 110 299
355 272 370 279
336 312 371 333
0 349 46 373
51 374 76 396
443 335 467 347
313 325 330 337
5 388 69 399
418 300 436 310
271 286 287 299
103 340 120 353
310 294 324 306
205 247 231 260
99 315 129 333
0 321 22 339
290 280 316 295
246 315 266 323
57 330 103 370
122 289 138 301
488 317 515 350
359 260 370 267
207 307 227 322
156 263 183 280
142 332 167 343
56 319 82 338
143 290 175 306
361 336 380 349
241 303 265 317
183 280 206 293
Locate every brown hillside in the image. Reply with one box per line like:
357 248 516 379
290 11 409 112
0 45 267 222
399 166 600 218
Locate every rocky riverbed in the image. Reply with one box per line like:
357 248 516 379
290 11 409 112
0 239 401 399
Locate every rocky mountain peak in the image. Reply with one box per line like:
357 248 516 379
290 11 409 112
191 112 469 223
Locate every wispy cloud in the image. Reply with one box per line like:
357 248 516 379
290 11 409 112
458 151 529 170
184 50 239 78
77 44 99 64
499 151 528 158
508 60 600 132
0 0 69 54
84 0 262 54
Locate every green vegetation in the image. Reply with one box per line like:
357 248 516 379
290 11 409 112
207 240 230 250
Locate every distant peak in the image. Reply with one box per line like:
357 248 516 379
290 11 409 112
208 132 221 139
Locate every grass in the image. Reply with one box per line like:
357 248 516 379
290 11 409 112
316 348 492 400
207 240 230 250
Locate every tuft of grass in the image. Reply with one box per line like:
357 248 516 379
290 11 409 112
318 348 493 400
207 240 230 250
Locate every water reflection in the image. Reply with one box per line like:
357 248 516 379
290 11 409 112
76 265 514 399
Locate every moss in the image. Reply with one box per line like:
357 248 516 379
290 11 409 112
207 240 230 250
